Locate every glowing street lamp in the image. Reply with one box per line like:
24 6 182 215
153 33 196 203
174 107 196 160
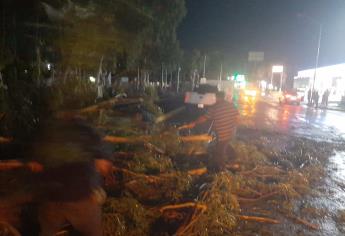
89 76 96 83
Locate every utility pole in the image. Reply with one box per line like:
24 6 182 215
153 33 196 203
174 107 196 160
219 64 223 82
312 24 322 93
161 64 164 88
203 55 206 78
137 67 140 90
165 68 168 87
177 66 181 93
298 14 323 93
219 63 223 90
192 69 196 91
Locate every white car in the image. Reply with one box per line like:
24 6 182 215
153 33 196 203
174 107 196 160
279 90 302 105
184 85 218 108
184 92 216 108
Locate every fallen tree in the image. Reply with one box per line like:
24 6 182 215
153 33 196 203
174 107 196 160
1 97 341 235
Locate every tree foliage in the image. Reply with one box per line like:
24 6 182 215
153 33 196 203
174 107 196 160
0 0 187 139
43 0 187 74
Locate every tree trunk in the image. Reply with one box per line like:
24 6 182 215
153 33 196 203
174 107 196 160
137 67 140 91
170 70 172 87
63 68 70 83
97 56 104 85
35 15 41 85
165 69 168 87
161 64 164 88
97 56 104 99
12 14 17 81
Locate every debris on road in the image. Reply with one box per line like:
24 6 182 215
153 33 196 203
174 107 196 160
1 95 344 235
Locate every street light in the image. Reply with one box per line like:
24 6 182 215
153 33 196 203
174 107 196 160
89 76 96 83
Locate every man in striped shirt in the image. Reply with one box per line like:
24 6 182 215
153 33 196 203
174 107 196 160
181 91 239 171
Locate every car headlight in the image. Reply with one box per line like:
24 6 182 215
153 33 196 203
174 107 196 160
244 90 257 97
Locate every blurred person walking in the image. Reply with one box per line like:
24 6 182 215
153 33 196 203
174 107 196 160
29 117 113 236
324 89 330 107
314 91 320 108
180 91 239 172
307 89 312 105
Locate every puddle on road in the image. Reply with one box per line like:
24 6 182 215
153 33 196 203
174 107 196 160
309 151 345 236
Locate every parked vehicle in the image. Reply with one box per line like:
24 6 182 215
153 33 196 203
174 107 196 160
184 84 218 109
279 90 302 105
239 86 259 103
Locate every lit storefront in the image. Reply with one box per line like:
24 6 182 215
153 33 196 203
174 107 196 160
294 63 345 102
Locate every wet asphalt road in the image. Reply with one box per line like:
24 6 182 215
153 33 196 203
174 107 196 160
239 99 345 236
239 99 345 141
166 96 345 235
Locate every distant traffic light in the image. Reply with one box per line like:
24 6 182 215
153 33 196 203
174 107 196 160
233 72 239 80
232 73 245 82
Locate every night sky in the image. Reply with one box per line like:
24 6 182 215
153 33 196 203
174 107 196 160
178 0 345 74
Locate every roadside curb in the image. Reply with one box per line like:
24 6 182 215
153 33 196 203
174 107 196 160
261 99 345 112
322 107 345 112
302 104 345 112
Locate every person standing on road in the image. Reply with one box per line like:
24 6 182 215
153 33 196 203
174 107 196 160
180 91 239 172
324 89 330 107
321 90 329 107
311 90 317 106
307 89 312 105
321 91 326 107
314 91 320 108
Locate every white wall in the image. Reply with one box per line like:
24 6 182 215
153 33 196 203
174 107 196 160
294 63 345 102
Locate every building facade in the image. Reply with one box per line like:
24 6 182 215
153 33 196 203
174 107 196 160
294 63 345 103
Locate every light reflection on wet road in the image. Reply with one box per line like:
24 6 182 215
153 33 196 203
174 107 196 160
167 95 345 235
239 99 345 235
239 100 345 141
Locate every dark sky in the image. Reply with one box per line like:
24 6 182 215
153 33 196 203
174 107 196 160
178 0 345 74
